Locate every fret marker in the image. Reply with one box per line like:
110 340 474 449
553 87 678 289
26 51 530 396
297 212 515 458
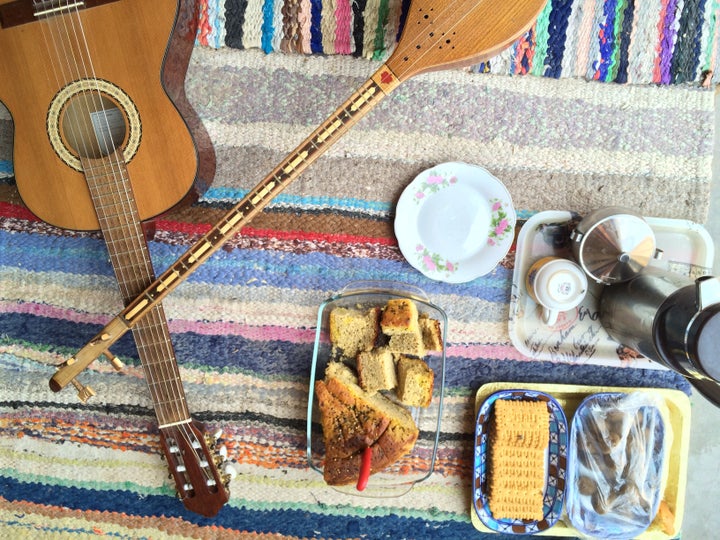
187 241 212 264
317 119 343 143
125 299 149 321
350 87 376 111
219 211 244 235
156 270 181 293
282 151 309 176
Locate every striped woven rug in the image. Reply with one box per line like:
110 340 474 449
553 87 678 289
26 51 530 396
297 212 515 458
197 0 720 85
0 35 716 540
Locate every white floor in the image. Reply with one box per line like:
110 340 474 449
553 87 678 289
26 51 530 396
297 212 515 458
681 88 720 538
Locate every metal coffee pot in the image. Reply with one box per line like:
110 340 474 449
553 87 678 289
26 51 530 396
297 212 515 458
570 207 662 285
600 267 720 403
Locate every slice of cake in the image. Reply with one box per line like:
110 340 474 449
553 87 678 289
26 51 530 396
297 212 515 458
381 299 426 356
318 362 419 486
419 316 443 352
314 378 390 459
329 306 380 358
487 399 549 521
396 356 434 408
380 298 420 335
357 347 397 394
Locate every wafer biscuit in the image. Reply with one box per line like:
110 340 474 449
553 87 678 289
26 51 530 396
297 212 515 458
488 399 549 521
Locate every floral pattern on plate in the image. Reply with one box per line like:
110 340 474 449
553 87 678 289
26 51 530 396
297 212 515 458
487 198 513 246
411 170 458 203
414 244 459 278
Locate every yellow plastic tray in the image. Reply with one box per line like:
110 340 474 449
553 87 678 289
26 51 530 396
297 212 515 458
471 382 691 538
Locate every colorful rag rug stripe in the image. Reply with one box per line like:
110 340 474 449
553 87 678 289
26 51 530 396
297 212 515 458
0 47 715 537
195 0 720 86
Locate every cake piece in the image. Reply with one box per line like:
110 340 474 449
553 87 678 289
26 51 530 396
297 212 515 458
396 356 434 408
317 362 419 486
419 316 443 352
314 377 389 458
329 306 380 358
357 347 397 394
487 399 549 521
380 299 426 356
380 298 419 335
387 332 426 357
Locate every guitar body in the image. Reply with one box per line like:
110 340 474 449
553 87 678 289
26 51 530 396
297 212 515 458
0 0 200 230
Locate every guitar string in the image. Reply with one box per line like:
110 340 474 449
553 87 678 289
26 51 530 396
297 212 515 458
59 2 202 463
47 0 211 488
66 1 217 487
63 1 192 435
34 1 212 486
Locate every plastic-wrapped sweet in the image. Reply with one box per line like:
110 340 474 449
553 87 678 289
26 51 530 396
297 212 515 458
566 392 669 539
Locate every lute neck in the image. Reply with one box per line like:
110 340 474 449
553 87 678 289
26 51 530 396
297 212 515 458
49 65 400 391
121 67 400 326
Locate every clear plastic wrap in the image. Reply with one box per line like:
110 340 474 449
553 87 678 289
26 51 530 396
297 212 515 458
566 392 668 539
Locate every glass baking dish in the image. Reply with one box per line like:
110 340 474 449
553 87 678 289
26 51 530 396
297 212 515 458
306 280 448 497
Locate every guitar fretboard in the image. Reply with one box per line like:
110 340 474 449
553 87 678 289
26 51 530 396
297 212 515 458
81 153 191 427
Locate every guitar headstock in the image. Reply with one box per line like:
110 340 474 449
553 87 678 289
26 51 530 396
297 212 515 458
159 420 232 517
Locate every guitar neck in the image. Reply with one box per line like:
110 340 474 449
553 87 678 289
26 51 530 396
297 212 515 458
81 153 190 426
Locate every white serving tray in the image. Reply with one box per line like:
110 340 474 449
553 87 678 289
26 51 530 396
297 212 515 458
508 211 714 367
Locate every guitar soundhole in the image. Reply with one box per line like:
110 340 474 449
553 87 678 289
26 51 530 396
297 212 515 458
62 92 127 159
47 78 142 171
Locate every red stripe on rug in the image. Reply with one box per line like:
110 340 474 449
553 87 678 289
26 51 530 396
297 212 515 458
0 201 39 221
156 219 396 246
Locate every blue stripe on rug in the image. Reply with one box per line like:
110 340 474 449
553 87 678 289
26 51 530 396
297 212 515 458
0 313 691 393
200 187 393 214
0 476 526 539
0 231 516 303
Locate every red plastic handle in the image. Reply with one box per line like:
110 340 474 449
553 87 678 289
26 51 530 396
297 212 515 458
356 446 372 491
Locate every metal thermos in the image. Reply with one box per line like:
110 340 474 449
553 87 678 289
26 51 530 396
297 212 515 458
600 267 720 390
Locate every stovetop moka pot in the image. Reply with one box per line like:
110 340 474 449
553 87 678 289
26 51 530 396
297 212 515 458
599 267 720 404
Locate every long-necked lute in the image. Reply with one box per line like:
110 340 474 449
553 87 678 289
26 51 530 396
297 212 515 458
50 0 547 392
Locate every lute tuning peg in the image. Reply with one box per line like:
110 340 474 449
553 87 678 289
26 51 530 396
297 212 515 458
71 378 95 403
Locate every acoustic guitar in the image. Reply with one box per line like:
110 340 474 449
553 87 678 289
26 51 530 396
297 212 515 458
0 0 229 517
52 0 548 384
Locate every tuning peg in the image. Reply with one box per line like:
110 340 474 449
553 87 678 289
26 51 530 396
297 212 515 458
204 428 224 449
224 463 237 479
222 463 237 486
102 351 124 371
71 378 95 402
218 445 228 459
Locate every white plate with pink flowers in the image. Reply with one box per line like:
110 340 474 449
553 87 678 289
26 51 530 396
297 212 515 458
395 162 516 283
